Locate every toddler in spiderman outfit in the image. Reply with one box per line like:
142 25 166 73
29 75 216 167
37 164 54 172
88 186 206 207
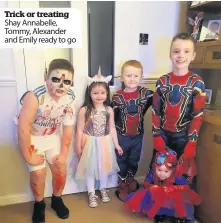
124 149 201 223
111 60 153 201
151 33 206 190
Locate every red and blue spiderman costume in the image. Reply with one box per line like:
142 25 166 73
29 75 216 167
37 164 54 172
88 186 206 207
124 150 201 223
151 71 206 184
111 86 153 200
112 86 153 136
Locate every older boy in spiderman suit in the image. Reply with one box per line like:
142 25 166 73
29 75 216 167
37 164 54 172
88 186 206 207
151 33 206 190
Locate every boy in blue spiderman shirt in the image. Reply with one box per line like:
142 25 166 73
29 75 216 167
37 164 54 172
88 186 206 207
112 60 153 201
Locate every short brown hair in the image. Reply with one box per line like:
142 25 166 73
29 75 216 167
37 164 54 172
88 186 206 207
170 32 196 52
46 59 74 79
121 60 143 75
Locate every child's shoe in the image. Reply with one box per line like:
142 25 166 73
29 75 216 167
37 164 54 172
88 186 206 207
32 200 46 223
115 177 129 201
88 192 98 208
100 189 110 203
127 171 139 193
51 195 69 219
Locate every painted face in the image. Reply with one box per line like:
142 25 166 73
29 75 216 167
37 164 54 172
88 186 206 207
121 66 142 91
46 69 73 99
90 84 108 105
156 165 172 181
170 39 196 74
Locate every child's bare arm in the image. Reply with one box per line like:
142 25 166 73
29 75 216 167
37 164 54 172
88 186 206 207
108 106 123 155
18 92 44 165
61 101 75 158
75 107 86 156
61 125 74 158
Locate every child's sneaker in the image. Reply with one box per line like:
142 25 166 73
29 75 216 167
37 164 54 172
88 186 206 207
88 192 98 208
100 189 110 203
51 195 69 219
32 200 46 223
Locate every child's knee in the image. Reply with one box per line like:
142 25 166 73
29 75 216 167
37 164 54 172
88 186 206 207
30 168 46 181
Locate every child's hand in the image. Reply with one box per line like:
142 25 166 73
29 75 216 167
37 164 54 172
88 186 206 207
52 154 66 167
153 136 167 153
183 141 196 159
27 146 45 166
76 148 82 157
116 145 123 155
29 154 45 166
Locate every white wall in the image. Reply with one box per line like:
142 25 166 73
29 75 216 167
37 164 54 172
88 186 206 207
0 1 29 205
114 1 181 81
0 2 15 81
68 1 182 88
0 0 17 147
0 49 15 81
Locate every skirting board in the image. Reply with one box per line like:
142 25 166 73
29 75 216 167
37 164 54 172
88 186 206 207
0 176 146 206
0 193 34 206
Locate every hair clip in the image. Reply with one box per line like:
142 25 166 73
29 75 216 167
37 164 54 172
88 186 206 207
155 148 177 169
87 66 112 86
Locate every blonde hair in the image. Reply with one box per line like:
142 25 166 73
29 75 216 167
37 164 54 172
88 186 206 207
121 60 143 75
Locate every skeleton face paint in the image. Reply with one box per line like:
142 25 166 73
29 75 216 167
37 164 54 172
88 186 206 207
46 69 73 100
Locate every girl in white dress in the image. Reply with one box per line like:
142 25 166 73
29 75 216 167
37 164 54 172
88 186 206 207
75 68 123 208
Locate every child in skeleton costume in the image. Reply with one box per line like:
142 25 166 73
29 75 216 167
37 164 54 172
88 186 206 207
16 59 75 223
111 60 153 201
75 67 123 208
124 149 201 223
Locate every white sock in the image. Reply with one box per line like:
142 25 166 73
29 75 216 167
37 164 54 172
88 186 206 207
86 176 95 194
99 174 108 190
